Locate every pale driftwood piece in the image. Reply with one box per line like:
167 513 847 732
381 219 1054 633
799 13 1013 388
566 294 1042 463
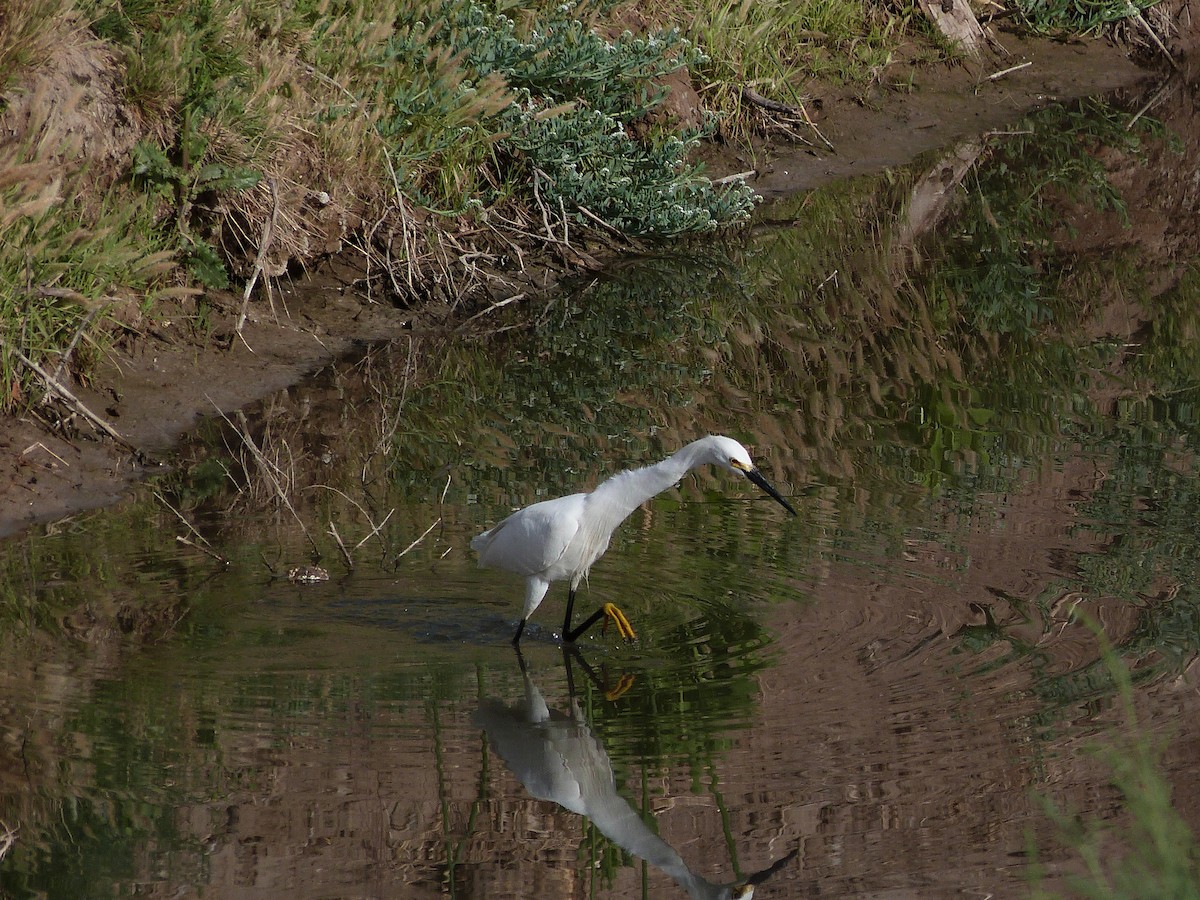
987 61 1032 81
712 170 757 186
918 0 987 60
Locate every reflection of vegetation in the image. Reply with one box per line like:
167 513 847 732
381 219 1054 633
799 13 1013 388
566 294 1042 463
1031 634 1200 899
936 100 1156 335
948 264 1200 721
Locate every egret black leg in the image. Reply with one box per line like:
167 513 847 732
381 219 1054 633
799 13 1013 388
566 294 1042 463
563 588 636 643
562 587 578 639
512 618 527 646
565 605 608 643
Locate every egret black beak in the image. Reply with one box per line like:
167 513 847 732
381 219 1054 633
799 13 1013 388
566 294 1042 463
743 467 797 516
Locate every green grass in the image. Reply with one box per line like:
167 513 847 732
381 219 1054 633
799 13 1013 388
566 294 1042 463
1010 0 1163 34
674 0 935 144
0 105 175 411
1031 628 1200 898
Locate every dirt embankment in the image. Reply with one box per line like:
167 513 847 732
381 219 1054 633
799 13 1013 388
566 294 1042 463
0 21 1180 540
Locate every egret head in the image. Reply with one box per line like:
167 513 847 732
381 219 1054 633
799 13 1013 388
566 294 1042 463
702 435 797 516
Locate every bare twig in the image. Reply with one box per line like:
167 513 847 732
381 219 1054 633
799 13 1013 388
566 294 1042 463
176 534 229 566
459 293 526 329
796 100 834 151
308 484 394 558
1127 77 1176 130
21 441 69 467
574 203 625 236
986 61 1032 81
155 490 225 559
236 176 281 342
741 86 833 150
1127 4 1178 70
395 518 441 563
51 300 107 385
533 168 559 245
328 521 354 570
353 508 394 551
0 335 133 449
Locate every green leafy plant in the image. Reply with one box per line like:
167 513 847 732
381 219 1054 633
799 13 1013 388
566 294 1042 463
371 0 756 234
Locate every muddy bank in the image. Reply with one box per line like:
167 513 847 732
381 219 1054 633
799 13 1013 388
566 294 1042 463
0 34 1156 540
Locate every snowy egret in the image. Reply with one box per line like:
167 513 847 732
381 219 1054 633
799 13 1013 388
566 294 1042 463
472 435 796 645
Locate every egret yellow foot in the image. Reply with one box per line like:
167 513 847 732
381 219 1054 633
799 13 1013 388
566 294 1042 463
601 602 636 641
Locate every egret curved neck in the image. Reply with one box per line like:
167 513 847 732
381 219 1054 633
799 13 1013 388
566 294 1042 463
587 448 698 524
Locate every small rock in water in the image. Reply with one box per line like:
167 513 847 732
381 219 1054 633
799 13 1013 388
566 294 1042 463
287 565 330 583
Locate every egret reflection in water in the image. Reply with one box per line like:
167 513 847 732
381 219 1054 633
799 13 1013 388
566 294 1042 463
473 650 796 899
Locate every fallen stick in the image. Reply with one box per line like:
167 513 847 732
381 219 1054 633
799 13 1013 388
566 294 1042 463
742 86 834 151
328 521 354 570
395 518 441 563
0 336 133 449
987 60 1032 81
1128 5 1179 71
741 86 799 115
176 535 229 566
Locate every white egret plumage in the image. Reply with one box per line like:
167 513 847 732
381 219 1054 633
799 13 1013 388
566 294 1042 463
471 435 796 644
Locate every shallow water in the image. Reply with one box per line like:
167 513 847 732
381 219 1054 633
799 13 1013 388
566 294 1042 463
4 83 1200 898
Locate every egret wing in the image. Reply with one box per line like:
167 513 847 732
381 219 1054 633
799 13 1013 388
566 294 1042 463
472 493 586 577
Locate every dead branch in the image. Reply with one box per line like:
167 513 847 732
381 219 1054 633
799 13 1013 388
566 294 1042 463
1127 3 1179 70
236 176 281 342
741 86 799 115
156 490 229 565
0 335 134 449
176 534 230 566
394 518 441 564
328 520 354 570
